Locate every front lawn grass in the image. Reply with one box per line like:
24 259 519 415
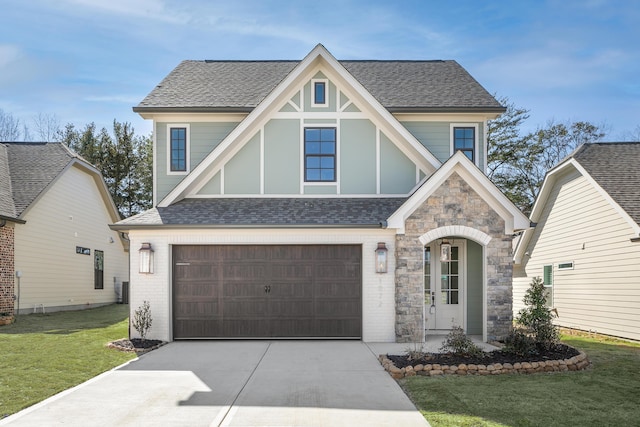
402 334 640 427
0 304 136 418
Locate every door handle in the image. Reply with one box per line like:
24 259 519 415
264 285 271 294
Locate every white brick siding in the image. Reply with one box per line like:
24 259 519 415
128 228 397 342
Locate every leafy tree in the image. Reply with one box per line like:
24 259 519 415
487 97 606 214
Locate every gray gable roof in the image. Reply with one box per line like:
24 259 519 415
113 197 407 228
572 142 640 226
134 59 504 113
3 142 78 217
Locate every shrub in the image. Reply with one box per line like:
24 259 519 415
514 276 559 351
440 326 484 356
131 300 153 341
503 327 537 356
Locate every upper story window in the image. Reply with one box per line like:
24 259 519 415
453 126 475 162
304 127 336 182
167 124 190 174
312 79 328 106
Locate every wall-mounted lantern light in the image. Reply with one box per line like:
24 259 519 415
139 242 154 274
440 240 451 262
375 242 388 273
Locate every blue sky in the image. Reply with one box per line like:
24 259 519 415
2 0 639 139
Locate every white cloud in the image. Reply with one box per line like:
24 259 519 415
53 0 190 24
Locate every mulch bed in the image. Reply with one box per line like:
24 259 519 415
388 343 580 369
107 338 166 355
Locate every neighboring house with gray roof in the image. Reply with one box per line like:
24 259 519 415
513 142 640 341
112 44 528 343
0 142 128 316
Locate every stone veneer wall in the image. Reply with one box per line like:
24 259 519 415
0 225 15 314
395 172 514 342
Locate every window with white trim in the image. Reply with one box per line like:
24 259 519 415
450 123 479 165
558 261 574 270
312 79 328 106
167 124 190 174
304 127 336 182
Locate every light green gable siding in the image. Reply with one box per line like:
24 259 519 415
401 122 450 163
380 132 416 194
279 103 297 112
340 119 376 194
401 121 486 170
224 132 260 194
343 103 361 112
466 240 483 335
155 121 238 201
264 119 299 194
197 171 221 195
304 185 337 195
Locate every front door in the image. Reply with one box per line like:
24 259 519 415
424 241 465 332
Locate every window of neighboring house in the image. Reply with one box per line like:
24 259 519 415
558 261 574 270
94 250 104 290
304 127 336 182
312 79 327 106
453 126 475 162
168 125 189 173
543 264 553 307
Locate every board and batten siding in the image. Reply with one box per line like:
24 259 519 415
13 165 129 313
401 121 486 171
126 228 397 343
155 121 239 201
513 167 640 341
192 117 420 196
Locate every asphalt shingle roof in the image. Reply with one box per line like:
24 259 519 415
115 197 407 228
3 142 78 217
572 142 640 226
134 60 503 113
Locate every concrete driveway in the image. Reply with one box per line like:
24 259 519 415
1 341 429 426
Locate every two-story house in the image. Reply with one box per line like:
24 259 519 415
112 44 528 343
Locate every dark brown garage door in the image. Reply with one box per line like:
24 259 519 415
173 245 362 339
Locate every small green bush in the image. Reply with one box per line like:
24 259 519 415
503 327 537 356
506 276 559 354
440 326 484 356
131 300 153 341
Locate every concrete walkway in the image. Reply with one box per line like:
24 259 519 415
1 341 430 426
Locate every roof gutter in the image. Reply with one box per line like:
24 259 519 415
109 222 392 231
132 106 255 114
133 106 508 114
0 214 26 225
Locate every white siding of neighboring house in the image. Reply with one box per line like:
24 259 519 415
513 167 640 341
14 165 129 313
127 228 397 343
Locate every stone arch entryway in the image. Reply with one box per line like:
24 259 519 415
419 226 491 338
393 171 516 343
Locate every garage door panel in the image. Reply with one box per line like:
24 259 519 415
314 319 360 337
223 320 270 337
270 282 313 298
223 299 269 317
270 263 313 279
175 301 221 316
173 245 362 339
314 282 361 298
